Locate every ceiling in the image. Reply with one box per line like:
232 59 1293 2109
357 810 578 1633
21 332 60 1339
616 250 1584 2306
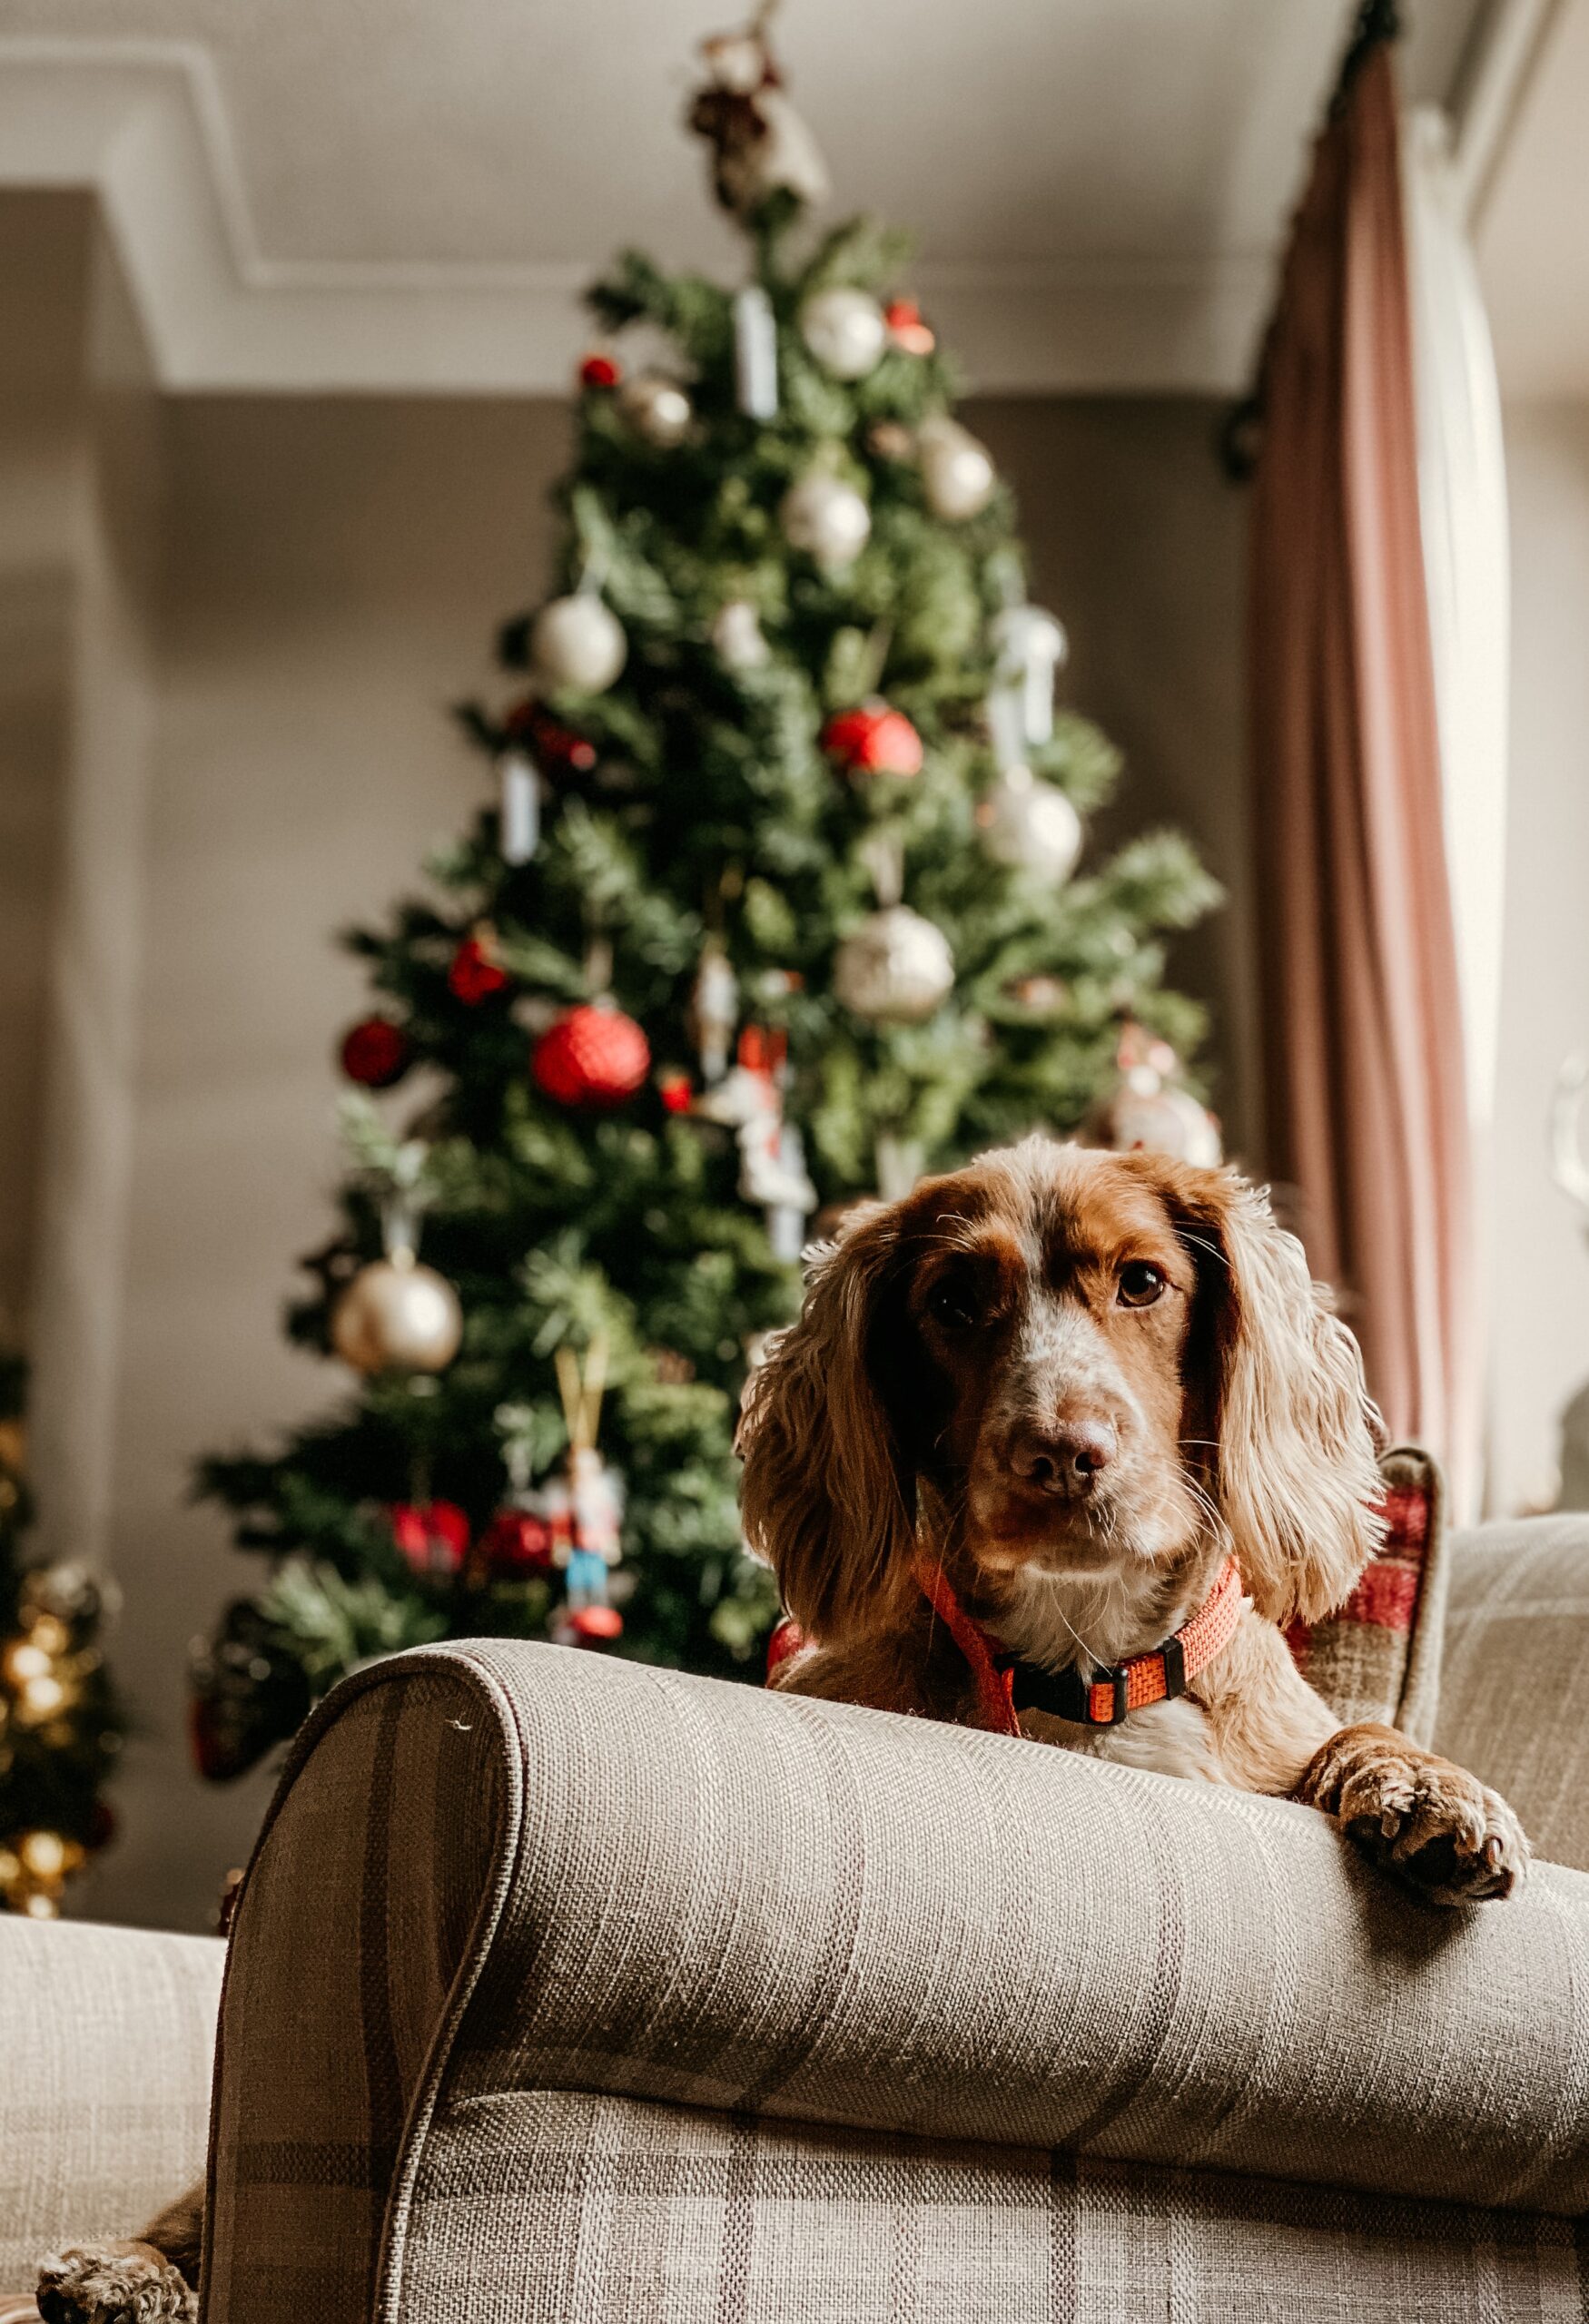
0 0 1531 394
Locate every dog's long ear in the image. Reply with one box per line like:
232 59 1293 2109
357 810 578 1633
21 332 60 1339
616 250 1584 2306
736 1202 921 1642
1141 1158 1385 1626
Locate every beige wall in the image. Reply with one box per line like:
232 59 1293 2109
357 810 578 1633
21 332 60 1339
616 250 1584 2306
1485 403 1589 1517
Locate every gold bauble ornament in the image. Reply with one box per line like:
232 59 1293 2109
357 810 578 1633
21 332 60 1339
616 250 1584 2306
618 373 694 448
331 1254 463 1376
976 764 1083 883
799 287 887 380
780 471 871 571
530 594 627 694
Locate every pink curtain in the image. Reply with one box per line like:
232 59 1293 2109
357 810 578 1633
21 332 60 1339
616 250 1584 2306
1249 44 1475 1495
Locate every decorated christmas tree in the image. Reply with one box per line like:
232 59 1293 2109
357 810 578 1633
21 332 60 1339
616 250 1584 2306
192 15 1221 1781
0 1355 123 1914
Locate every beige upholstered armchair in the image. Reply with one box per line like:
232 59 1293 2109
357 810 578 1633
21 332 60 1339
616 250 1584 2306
6 1511 1589 2321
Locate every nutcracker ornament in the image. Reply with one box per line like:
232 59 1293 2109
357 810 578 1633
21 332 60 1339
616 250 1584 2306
690 944 739 1083
988 602 1068 751
549 1338 626 1643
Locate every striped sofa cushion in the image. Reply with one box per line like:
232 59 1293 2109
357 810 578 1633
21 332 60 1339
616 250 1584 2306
1286 1445 1447 1742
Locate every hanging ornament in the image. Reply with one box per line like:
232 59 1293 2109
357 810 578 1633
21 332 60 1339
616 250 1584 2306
688 27 830 216
1009 972 1070 1015
733 283 780 420
532 1000 651 1108
822 703 923 779
885 298 935 356
710 597 770 671
578 352 621 390
989 603 1068 749
618 373 694 448
657 1068 695 1114
498 751 542 865
339 1017 410 1089
479 1508 554 1578
691 945 739 1083
781 471 871 571
331 1246 463 1375
834 906 954 1024
504 697 597 777
388 1501 470 1579
918 415 997 521
1088 1028 1222 1167
763 1121 817 1262
530 594 627 694
449 928 510 1004
799 287 887 380
976 764 1083 883
549 1338 626 1643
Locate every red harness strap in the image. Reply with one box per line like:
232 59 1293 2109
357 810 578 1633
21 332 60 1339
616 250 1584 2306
910 1552 1246 1733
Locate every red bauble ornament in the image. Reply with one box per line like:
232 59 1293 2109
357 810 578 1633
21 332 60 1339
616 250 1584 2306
339 1016 410 1088
532 1003 651 1108
504 696 598 776
480 1509 554 1576
449 931 509 1005
822 704 924 778
389 1501 470 1578
885 298 935 356
657 1068 695 1114
579 353 621 389
570 1603 624 1643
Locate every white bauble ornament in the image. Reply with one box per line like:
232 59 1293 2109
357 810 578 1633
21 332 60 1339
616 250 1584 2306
531 595 627 694
331 1256 463 1375
919 415 997 521
976 763 1083 883
710 598 770 671
618 373 694 448
834 905 954 1024
1102 1078 1223 1169
780 472 871 570
799 287 887 380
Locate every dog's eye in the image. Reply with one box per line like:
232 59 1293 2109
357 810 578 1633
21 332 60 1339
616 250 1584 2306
927 1277 977 1330
1117 1261 1166 1308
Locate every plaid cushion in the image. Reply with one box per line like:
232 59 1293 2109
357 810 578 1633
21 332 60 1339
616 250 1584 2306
1286 1445 1446 1743
398 2088 1586 2324
202 1638 1589 2321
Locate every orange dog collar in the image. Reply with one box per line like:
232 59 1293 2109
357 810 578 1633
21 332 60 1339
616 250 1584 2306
913 1553 1245 1737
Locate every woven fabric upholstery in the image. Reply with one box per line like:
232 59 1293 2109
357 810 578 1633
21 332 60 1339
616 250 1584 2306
0 1916 222 2288
1436 1512 1589 1875
400 2088 1585 2324
204 1634 1589 2322
1286 1445 1447 1742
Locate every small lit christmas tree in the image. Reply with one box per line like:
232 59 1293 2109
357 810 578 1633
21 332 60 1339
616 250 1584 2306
192 15 1220 1781
0 1355 123 1915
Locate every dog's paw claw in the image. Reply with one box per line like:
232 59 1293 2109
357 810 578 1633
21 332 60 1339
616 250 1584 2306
37 2243 195 2324
1302 1726 1530 1905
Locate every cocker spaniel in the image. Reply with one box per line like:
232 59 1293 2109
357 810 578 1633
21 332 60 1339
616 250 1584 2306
738 1136 1527 1903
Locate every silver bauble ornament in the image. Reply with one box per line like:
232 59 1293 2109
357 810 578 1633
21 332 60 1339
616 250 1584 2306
618 373 694 448
710 598 770 671
919 415 997 521
799 286 887 380
780 472 871 570
976 763 1083 883
834 905 954 1024
331 1256 463 1375
530 594 627 694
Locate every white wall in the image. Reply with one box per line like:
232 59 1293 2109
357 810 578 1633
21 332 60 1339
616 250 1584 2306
1485 402 1589 1516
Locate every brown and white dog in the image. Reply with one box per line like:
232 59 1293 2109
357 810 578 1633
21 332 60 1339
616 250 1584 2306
739 1136 1527 1904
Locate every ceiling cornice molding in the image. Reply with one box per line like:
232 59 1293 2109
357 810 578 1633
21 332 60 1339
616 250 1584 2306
0 37 1273 396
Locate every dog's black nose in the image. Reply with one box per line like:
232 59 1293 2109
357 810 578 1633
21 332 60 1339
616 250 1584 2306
1012 1418 1117 1499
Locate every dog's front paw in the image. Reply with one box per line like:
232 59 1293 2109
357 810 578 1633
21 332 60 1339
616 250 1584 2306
1298 1722 1530 1904
36 2244 194 2324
